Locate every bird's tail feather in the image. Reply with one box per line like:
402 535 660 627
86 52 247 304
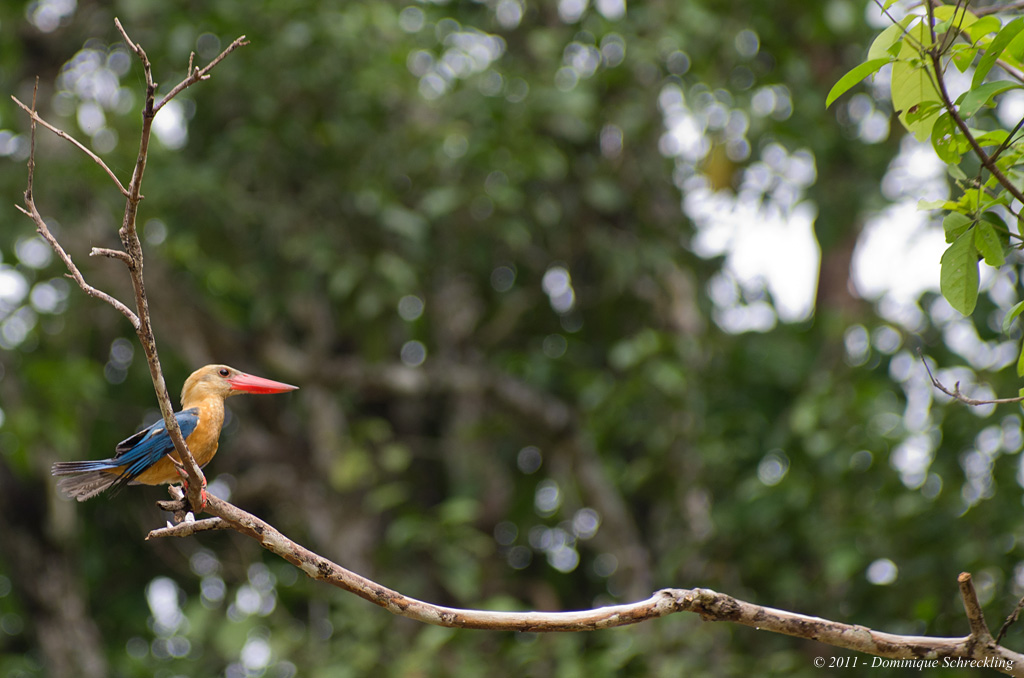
51 460 118 475
52 460 126 501
54 471 121 502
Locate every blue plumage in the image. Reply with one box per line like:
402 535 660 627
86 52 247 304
112 408 200 484
52 408 200 494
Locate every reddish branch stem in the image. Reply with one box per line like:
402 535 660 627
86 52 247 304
924 4 1024 206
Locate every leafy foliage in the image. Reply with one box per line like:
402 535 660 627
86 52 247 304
830 3 1024 349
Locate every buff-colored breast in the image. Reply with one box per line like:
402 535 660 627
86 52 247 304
131 398 226 486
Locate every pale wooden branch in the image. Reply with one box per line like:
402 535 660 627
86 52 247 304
89 247 132 265
142 495 1024 675
108 18 201 508
148 516 228 538
959 572 995 641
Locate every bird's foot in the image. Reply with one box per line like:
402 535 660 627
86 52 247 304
176 466 209 513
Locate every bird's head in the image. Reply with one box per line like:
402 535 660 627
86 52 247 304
181 364 298 406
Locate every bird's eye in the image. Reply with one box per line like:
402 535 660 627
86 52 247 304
218 368 230 377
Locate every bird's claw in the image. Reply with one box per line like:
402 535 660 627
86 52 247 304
175 466 208 512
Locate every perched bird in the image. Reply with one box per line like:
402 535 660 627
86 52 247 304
52 364 298 505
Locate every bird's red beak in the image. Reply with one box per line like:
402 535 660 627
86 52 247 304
226 372 299 394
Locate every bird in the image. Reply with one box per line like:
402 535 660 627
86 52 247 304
52 364 298 506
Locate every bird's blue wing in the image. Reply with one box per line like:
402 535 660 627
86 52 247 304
110 409 200 486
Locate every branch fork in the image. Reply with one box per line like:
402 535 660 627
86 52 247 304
15 20 247 512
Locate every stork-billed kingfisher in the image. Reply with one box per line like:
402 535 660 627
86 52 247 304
52 364 298 503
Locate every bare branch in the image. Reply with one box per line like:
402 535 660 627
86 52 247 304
18 205 140 329
921 353 1024 406
141 494 1024 673
998 594 1024 644
154 35 250 113
10 96 130 197
113 18 139 53
146 516 228 539
15 84 140 330
89 247 132 264
959 572 994 641
17 20 250 513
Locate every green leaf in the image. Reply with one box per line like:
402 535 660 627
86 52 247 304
1006 29 1024 63
974 220 1006 266
950 44 978 73
1002 300 1024 334
1017 349 1024 378
868 16 917 61
892 23 942 140
973 16 1024 88
932 5 979 41
905 100 942 124
967 16 1003 43
931 113 964 164
940 230 979 315
942 212 973 243
958 81 1022 120
932 5 976 24
974 129 1010 147
918 198 958 211
826 58 892 108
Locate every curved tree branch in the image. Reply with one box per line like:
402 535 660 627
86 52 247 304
142 493 1024 675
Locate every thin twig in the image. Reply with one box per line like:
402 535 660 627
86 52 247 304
154 35 250 114
920 351 1024 406
90 247 132 264
998 594 1024 644
10 96 130 197
15 83 140 329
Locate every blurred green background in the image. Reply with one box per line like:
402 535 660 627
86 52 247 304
2 0 1023 676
